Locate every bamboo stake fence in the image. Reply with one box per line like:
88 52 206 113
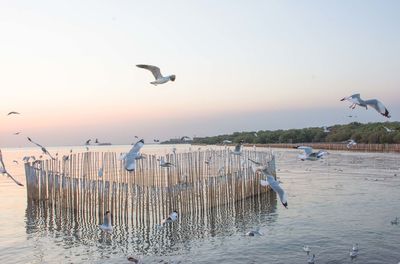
24 149 276 229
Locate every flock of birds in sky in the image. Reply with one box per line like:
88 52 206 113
0 65 397 263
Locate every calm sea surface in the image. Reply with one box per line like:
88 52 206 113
0 145 399 264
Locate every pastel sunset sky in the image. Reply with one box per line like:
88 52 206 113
1 0 399 147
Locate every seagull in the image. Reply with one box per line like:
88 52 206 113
159 157 174 168
13 132 21 135
323 126 331 133
222 140 232 144
246 227 263 236
260 168 288 208
127 257 140 263
154 139 160 143
0 149 23 186
95 138 99 144
346 139 357 149
22 156 30 162
307 254 315 264
181 136 191 141
391 217 399 225
124 139 144 171
12 160 18 165
205 156 212 165
254 132 258 137
384 126 395 133
27 137 55 160
341 93 391 118
7 111 20 116
303 245 311 255
352 243 359 252
232 141 243 155
134 135 139 139
349 249 358 258
161 210 179 224
85 139 91 145
99 211 113 233
136 64 176 85
62 155 69 161
296 146 327 161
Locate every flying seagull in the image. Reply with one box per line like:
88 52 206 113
181 136 191 141
13 132 21 135
27 137 55 160
341 93 391 118
0 149 23 186
296 146 328 161
383 126 395 133
85 139 91 145
7 111 20 116
260 168 288 208
124 139 144 171
136 64 176 85
222 140 232 144
99 211 113 233
323 126 331 133
346 139 357 149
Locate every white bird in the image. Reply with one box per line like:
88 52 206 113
349 250 358 258
323 126 331 133
246 227 263 236
346 139 357 149
260 169 288 208
303 245 311 255
124 139 144 171
296 146 327 161
222 140 232 144
307 254 315 264
383 126 395 133
100 211 113 233
0 149 23 186
136 64 176 85
391 217 399 225
159 157 174 168
352 243 359 252
161 210 179 224
232 142 243 155
341 93 391 118
181 136 191 141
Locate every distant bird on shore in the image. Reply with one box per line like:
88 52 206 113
296 146 327 161
136 64 176 85
260 168 288 208
100 211 113 233
181 136 191 141
0 149 23 186
124 139 144 171
346 139 357 149
7 111 20 116
341 93 391 118
27 137 55 160
246 227 263 236
154 139 160 143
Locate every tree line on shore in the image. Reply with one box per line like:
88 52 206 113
185 122 400 145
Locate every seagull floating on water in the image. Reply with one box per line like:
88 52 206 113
296 146 328 161
161 210 179 224
7 111 20 116
352 243 359 252
341 93 391 118
391 217 399 225
260 167 288 208
100 211 113 233
303 245 311 255
246 227 263 236
0 150 23 186
307 254 315 264
136 64 176 85
349 249 358 258
124 139 144 171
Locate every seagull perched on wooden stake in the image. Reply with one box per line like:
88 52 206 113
27 137 55 160
0 149 23 186
340 93 391 118
136 64 176 85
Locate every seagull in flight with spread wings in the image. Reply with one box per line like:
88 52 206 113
27 137 55 160
340 93 391 118
136 64 176 85
0 149 23 186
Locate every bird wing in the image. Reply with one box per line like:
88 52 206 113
364 99 390 117
270 180 287 205
0 150 23 186
136 64 163 79
341 93 362 104
297 146 313 155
